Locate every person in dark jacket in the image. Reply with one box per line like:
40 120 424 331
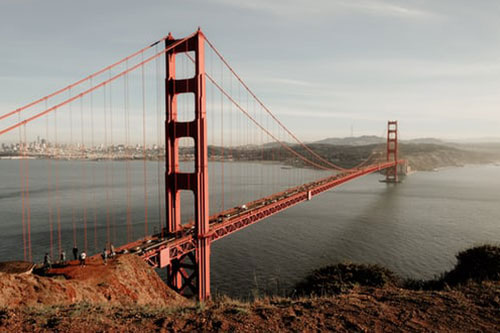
101 248 108 265
43 252 51 269
60 250 66 264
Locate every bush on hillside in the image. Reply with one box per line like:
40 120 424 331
405 245 500 290
297 245 500 295
443 245 500 286
294 262 399 296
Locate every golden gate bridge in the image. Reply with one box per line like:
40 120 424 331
0 29 405 300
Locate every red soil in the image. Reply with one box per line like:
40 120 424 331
0 251 499 331
0 254 188 308
0 283 499 332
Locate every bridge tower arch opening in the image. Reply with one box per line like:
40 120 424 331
164 29 210 300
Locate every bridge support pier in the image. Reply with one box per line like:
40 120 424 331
165 29 211 300
385 121 399 183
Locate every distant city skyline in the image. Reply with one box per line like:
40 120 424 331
2 1 500 140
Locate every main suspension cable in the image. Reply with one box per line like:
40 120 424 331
0 36 170 122
204 37 349 172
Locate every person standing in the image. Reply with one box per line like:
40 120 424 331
43 252 51 269
72 246 78 261
60 250 66 265
79 251 86 266
101 248 108 265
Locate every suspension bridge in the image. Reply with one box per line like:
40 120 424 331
0 29 405 300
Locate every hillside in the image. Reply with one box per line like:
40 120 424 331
0 246 499 332
0 284 498 332
314 136 446 146
0 254 188 308
302 142 500 171
400 143 499 171
314 135 385 146
206 140 500 171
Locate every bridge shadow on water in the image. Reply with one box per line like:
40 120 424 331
208 175 408 299
320 173 449 285
326 182 405 267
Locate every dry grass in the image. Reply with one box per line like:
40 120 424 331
1 245 500 332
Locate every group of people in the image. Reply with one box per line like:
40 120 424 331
42 244 116 269
43 247 86 269
101 244 117 265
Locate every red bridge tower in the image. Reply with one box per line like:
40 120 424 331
386 120 399 183
165 29 211 300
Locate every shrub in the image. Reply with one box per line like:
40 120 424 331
294 262 399 296
443 245 500 286
404 245 500 290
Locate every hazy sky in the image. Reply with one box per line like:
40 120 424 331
1 0 500 140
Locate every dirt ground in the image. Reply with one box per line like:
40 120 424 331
0 254 188 308
0 253 499 332
0 282 499 332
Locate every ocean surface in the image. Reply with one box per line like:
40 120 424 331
1 160 499 298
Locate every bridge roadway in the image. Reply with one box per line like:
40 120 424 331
117 160 404 269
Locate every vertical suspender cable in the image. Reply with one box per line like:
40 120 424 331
18 113 26 261
104 82 110 247
109 70 116 244
90 78 98 252
229 70 233 207
69 89 77 249
54 107 61 256
20 125 26 260
155 45 163 236
80 97 88 252
141 53 149 236
23 124 32 261
46 99 54 258
18 114 26 261
259 101 263 198
209 49 215 215
125 62 132 242
220 61 224 212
